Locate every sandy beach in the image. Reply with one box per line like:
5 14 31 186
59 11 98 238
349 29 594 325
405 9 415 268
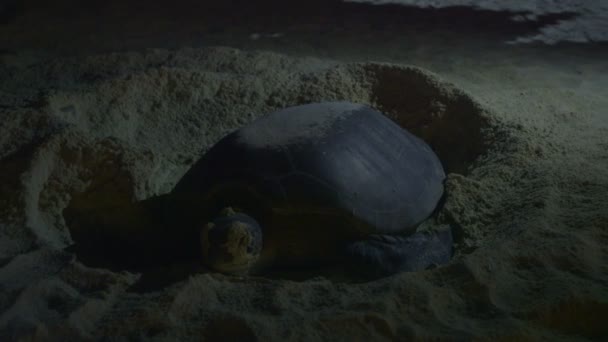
1 1 607 340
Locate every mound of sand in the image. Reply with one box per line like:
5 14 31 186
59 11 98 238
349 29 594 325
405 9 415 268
0 47 606 340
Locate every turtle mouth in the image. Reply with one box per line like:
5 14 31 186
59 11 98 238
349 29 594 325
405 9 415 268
209 261 255 275
205 240 260 274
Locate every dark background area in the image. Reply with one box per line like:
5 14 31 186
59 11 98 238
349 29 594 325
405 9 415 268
0 0 604 57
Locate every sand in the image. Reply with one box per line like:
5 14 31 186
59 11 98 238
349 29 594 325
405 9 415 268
1 45 606 341
1 2 608 340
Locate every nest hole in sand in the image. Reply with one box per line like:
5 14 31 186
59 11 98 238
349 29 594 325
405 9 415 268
60 62 497 290
360 63 492 175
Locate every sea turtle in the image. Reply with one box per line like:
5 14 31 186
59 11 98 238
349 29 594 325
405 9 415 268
65 101 452 279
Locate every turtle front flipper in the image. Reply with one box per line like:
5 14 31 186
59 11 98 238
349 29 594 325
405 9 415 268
344 226 454 279
63 194 197 268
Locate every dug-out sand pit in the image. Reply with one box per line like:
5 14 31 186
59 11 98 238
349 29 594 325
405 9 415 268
53 55 500 276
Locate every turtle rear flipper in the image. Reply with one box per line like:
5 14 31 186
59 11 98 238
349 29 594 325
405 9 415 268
344 226 453 279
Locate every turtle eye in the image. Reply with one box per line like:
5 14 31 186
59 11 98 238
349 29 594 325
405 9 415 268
246 245 253 253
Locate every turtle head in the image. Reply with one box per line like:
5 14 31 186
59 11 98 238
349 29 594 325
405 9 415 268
200 207 263 275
